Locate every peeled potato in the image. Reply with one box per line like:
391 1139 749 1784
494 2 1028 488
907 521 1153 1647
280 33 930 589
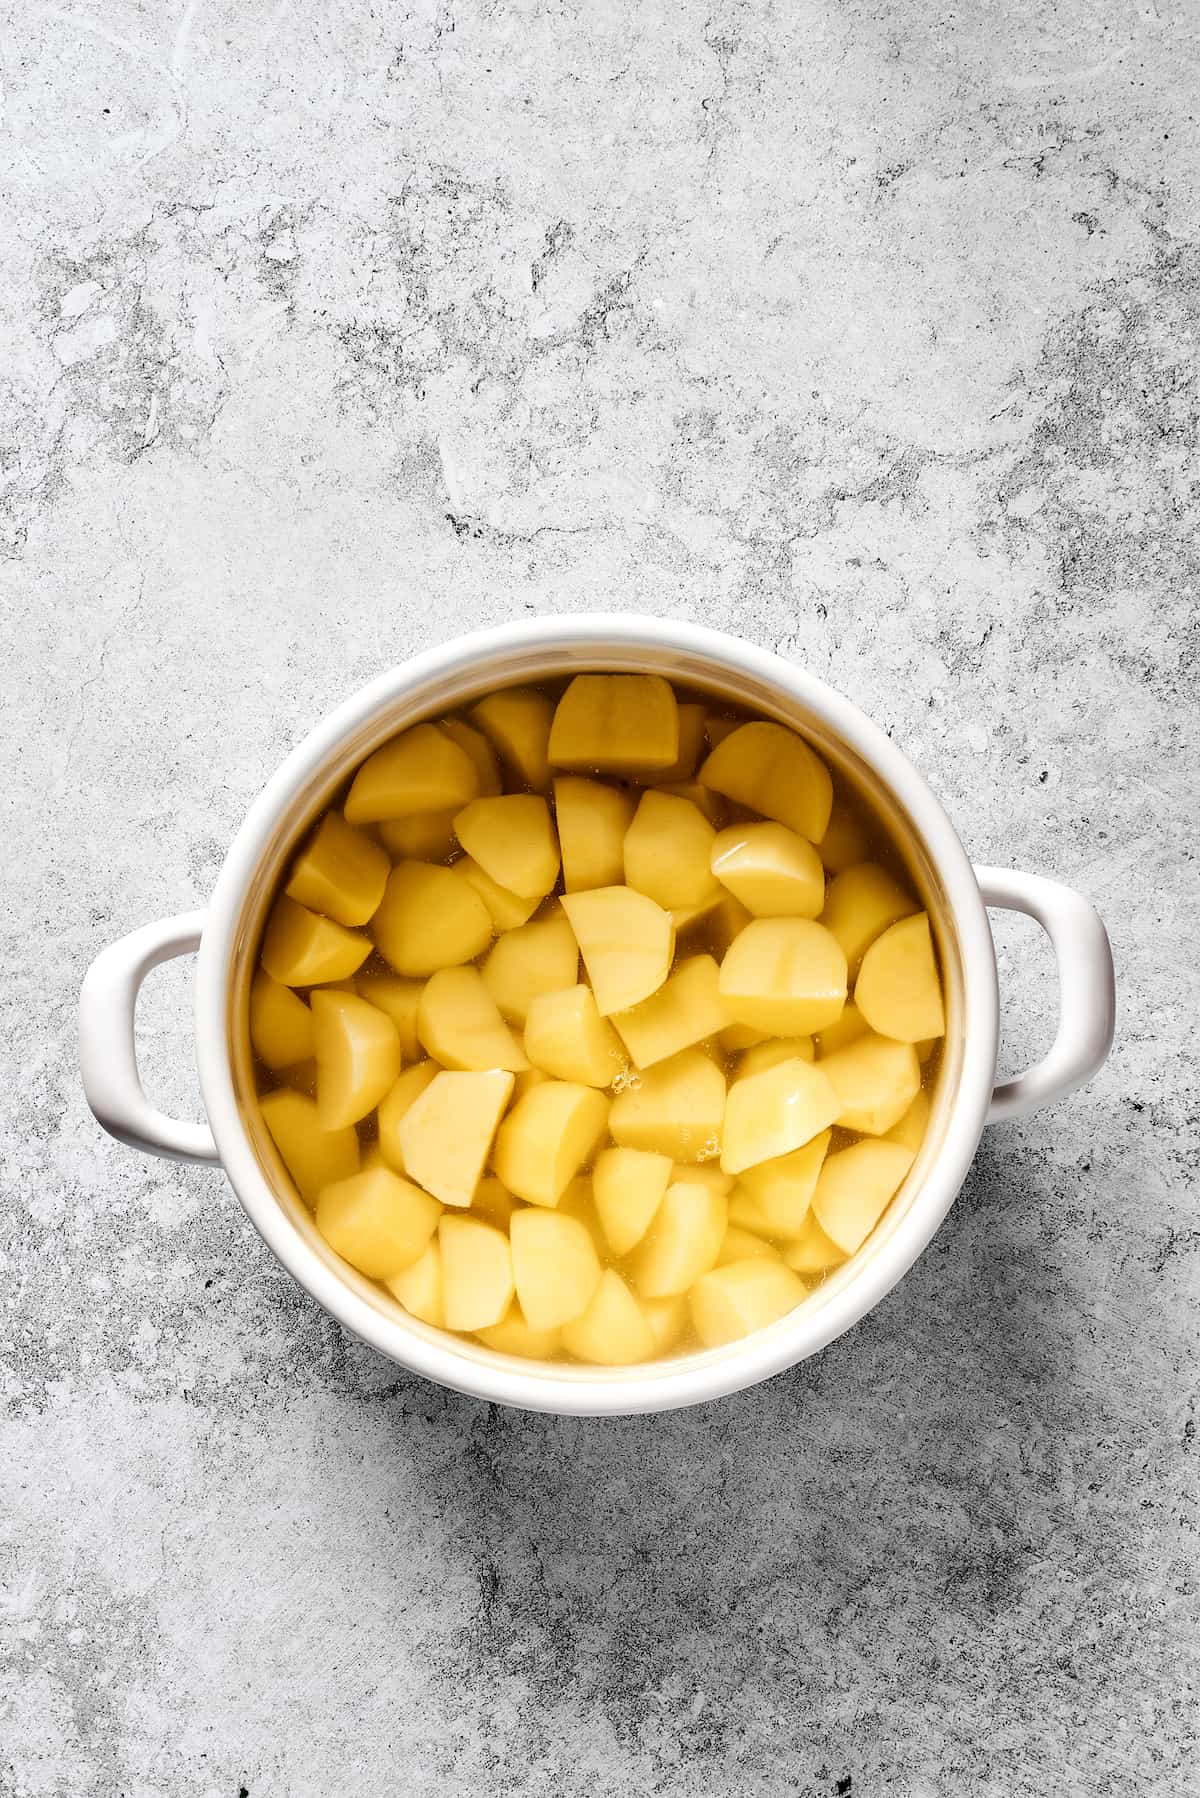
372 862 493 976
624 790 719 911
734 1130 831 1236
699 720 833 843
511 1208 602 1329
640 1294 686 1352
817 796 870 874
782 1213 847 1275
285 813 390 927
815 1001 869 1057
493 1081 610 1208
690 1259 807 1346
354 974 423 1060
523 985 627 1088
611 954 726 1069
721 1058 839 1175
705 714 739 750
482 911 580 1024
719 918 847 1033
820 1033 921 1135
555 1175 609 1259
630 1179 727 1297
592 1145 672 1254
471 1174 521 1230
385 1236 443 1326
822 862 917 973
855 913 945 1042
376 1061 440 1172
609 1047 726 1162
669 891 725 936
379 811 458 861
476 1300 561 1360
716 1225 783 1266
344 722 479 823
312 990 402 1129
451 857 540 931
397 1069 514 1207
657 780 726 826
438 716 502 795
710 821 825 919
454 794 559 900
259 1089 359 1208
811 1139 915 1254
561 886 674 1015
261 897 370 986
562 1270 657 1364
249 972 313 1070
469 687 554 790
735 1036 815 1081
885 1087 932 1152
549 674 679 776
417 966 529 1072
439 1215 514 1330
554 777 636 891
656 703 708 783
705 891 754 955
316 1165 441 1279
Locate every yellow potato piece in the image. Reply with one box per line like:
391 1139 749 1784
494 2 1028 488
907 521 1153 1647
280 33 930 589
716 1226 783 1267
417 966 529 1072
511 1208 602 1329
655 703 708 783
811 1139 916 1254
354 974 423 1060
719 918 847 1033
439 1215 514 1330
630 1180 728 1297
476 1300 561 1360
611 954 727 1069
710 820 824 920
643 1293 688 1353
656 780 726 826
885 1087 932 1152
482 911 580 1024
592 1145 672 1254
699 720 833 843
735 1130 831 1236
261 896 370 986
523 985 627 1088
451 857 540 931
316 1165 441 1280
817 796 870 873
855 912 945 1043
385 1236 443 1326
378 811 458 861
624 790 719 912
782 1213 847 1276
344 722 479 823
312 990 402 1129
259 1089 359 1208
735 1036 815 1081
453 794 560 900
562 1270 657 1365
560 886 674 1015
285 812 390 927
554 777 636 891
512 1066 551 1100
704 891 754 955
469 687 554 790
249 972 314 1070
555 1175 609 1259
674 1163 733 1197
815 1001 869 1057
691 1258 807 1346
670 891 725 936
609 1047 726 1162
548 673 679 776
372 862 493 976
376 1060 441 1172
721 1057 840 1175
820 1033 921 1135
822 862 918 973
438 716 502 795
471 1174 521 1230
397 1069 514 1207
493 1081 610 1208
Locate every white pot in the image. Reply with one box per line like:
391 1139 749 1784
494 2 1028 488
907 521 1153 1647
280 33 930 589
79 617 1114 1415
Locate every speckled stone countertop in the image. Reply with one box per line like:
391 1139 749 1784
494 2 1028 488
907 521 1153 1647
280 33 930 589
1 3 1196 1793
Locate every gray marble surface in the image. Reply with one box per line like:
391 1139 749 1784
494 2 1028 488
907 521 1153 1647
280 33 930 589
2 1 1196 1792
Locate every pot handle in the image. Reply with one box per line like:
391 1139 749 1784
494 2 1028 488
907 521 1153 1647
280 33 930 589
975 866 1115 1124
79 911 220 1163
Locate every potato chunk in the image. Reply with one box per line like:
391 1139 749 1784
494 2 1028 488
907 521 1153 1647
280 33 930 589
511 1208 602 1329
259 1089 359 1208
451 857 539 931
656 780 726 827
811 1140 915 1254
611 954 727 1069
782 1213 847 1275
417 967 529 1072
397 1069 514 1207
855 913 946 1042
316 1165 441 1279
439 1215 514 1330
286 813 390 927
453 794 560 900
592 1145 672 1254
523 985 627 1087
710 821 824 919
469 687 554 790
562 1271 657 1364
815 1001 869 1057
609 1047 726 1162
822 862 917 972
261 896 370 986
642 1294 688 1353
624 791 719 911
817 797 870 874
721 1058 839 1174
690 1259 807 1347
385 1237 443 1326
549 674 679 776
482 911 580 1024
554 777 636 891
719 918 847 1033
344 722 479 823
885 1087 932 1152
249 972 313 1069
471 1174 520 1230
735 1036 815 1081
493 1082 610 1208
734 1130 831 1235
354 974 423 1060
716 1226 783 1266
561 886 674 1015
438 716 502 795
699 720 833 842
312 990 402 1129
372 862 493 976
630 1180 727 1297
376 1061 440 1172
820 1033 921 1135
476 1301 561 1360
656 703 708 783
378 811 458 861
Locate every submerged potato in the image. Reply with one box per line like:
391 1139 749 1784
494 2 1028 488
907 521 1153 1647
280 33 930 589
345 723 479 823
372 863 493 976
561 886 674 1016
549 674 679 776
